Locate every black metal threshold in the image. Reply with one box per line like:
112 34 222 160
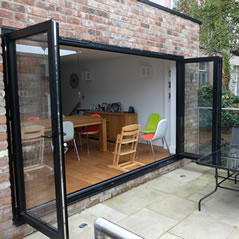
178 152 201 160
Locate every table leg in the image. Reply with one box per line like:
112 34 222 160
198 168 218 211
99 119 107 152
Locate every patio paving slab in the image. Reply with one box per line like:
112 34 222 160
187 192 212 203
200 189 239 226
146 175 202 198
67 212 96 239
85 203 127 223
162 168 202 183
117 208 177 239
227 228 239 239
147 194 196 221
169 211 234 239
24 162 239 239
103 184 165 215
159 233 182 239
181 162 213 174
24 232 48 239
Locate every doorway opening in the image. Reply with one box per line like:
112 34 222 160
58 45 177 194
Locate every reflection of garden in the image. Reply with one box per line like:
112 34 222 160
198 84 239 145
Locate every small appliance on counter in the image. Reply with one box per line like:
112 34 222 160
128 106 135 113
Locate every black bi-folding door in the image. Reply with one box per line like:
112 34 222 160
177 56 223 159
3 17 223 238
4 20 69 239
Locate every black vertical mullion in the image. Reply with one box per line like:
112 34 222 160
6 40 26 213
212 57 222 158
176 60 185 154
55 21 69 239
48 21 69 239
2 31 18 224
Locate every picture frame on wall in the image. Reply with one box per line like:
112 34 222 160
82 71 92 81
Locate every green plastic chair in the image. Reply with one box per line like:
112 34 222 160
140 113 161 134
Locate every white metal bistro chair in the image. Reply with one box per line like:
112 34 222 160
63 121 80 161
140 119 170 161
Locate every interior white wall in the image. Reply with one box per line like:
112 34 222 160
60 57 81 116
169 63 176 153
60 54 176 152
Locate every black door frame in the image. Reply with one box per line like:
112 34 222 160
3 20 69 239
177 56 223 159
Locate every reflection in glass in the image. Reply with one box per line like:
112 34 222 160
198 145 239 171
16 33 57 228
221 66 239 147
184 62 213 155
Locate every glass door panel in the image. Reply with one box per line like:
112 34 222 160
184 61 214 155
16 34 57 220
179 57 222 158
5 20 68 239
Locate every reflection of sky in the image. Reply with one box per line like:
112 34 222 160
16 44 76 56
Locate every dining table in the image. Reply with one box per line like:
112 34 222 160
22 115 107 152
197 145 239 211
64 115 107 152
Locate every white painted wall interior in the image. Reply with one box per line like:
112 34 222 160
61 54 82 116
60 54 176 153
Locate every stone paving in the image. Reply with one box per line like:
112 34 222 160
25 162 239 239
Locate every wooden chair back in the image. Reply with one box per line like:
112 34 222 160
21 125 45 141
21 125 45 172
119 124 140 142
110 124 144 172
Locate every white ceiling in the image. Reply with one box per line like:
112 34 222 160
60 45 127 63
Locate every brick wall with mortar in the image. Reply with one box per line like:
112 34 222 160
0 0 199 237
184 63 200 153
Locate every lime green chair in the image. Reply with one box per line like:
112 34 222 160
140 113 161 134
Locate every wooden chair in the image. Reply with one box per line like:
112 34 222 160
109 124 145 172
21 125 51 173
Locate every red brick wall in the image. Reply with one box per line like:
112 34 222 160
0 0 200 56
0 0 199 237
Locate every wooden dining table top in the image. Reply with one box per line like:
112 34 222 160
22 115 108 151
22 115 106 131
63 115 105 128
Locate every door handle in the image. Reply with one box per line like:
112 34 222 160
41 134 54 139
41 132 66 139
41 132 56 139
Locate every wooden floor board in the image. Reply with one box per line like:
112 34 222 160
65 140 169 194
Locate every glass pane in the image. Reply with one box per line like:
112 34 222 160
198 145 239 171
16 34 58 229
184 62 213 155
222 65 239 146
199 62 207 70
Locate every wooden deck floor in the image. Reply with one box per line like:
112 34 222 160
65 139 169 194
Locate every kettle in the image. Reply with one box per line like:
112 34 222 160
128 106 135 113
